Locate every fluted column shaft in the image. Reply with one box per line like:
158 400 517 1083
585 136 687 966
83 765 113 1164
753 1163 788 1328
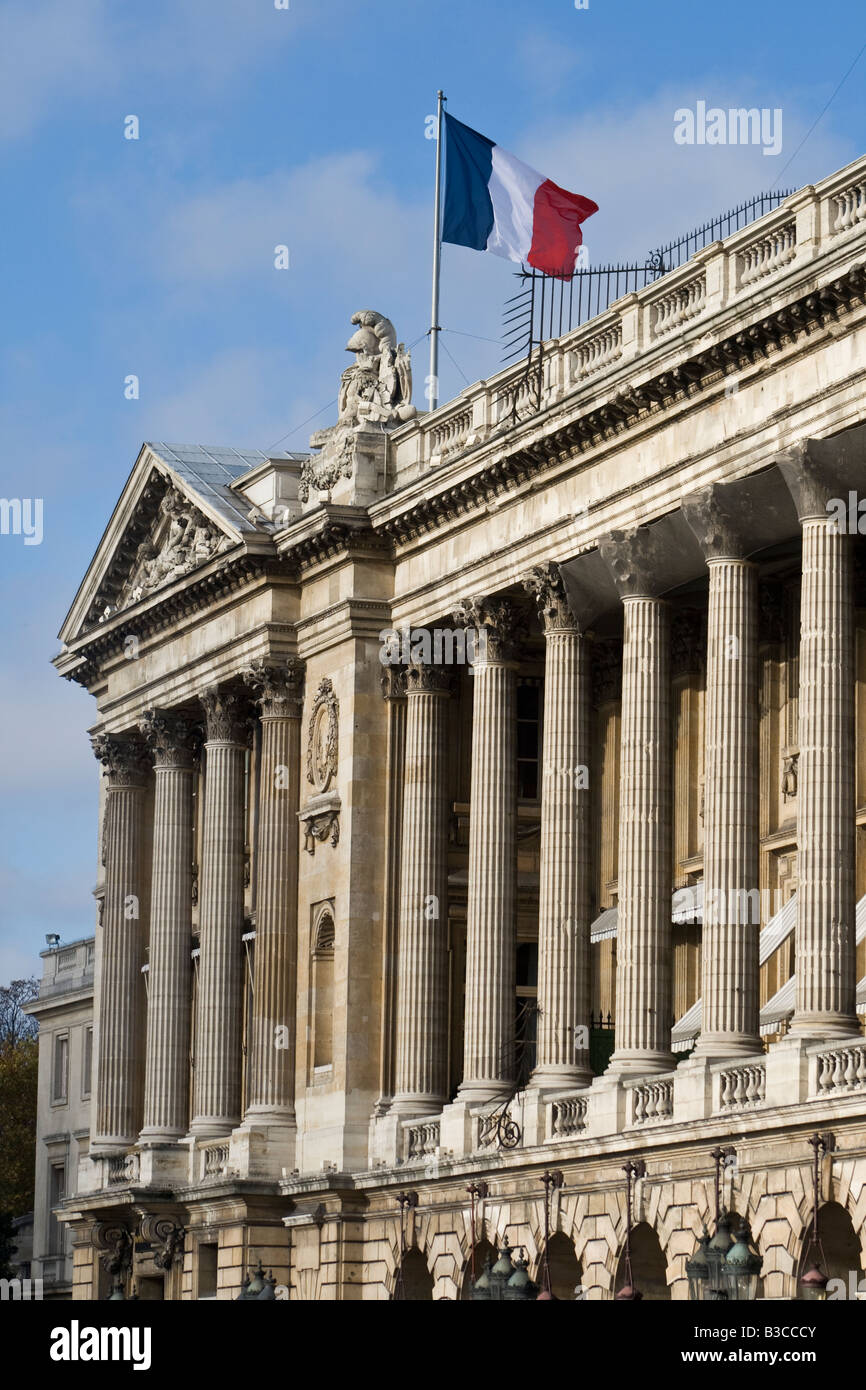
91 736 148 1150
140 714 197 1140
524 563 592 1088
375 669 407 1114
244 661 304 1124
392 666 451 1115
792 518 857 1034
696 560 760 1055
456 597 521 1103
190 688 249 1135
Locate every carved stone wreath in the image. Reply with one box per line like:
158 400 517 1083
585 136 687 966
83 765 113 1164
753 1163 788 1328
306 678 339 793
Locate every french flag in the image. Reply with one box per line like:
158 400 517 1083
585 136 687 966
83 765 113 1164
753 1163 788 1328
442 113 598 280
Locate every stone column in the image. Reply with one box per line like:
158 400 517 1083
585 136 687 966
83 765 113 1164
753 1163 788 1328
779 443 859 1036
523 563 592 1089
599 529 674 1075
392 662 452 1116
241 658 304 1128
189 686 250 1136
454 596 523 1104
375 667 407 1114
91 734 149 1150
138 711 198 1142
683 485 760 1057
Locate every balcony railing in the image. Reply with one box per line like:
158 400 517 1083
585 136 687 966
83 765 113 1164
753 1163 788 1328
388 153 866 483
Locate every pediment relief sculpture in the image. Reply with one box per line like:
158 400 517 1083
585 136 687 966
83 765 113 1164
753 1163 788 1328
88 485 234 627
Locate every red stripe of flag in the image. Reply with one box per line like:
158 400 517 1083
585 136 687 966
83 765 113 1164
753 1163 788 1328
528 180 599 280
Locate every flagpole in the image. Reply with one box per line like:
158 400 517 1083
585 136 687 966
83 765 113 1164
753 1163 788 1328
428 89 445 412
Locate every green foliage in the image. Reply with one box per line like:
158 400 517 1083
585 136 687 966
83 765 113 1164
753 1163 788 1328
0 1036 39 1215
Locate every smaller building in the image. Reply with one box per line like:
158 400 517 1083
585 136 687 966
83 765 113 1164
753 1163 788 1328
24 938 94 1299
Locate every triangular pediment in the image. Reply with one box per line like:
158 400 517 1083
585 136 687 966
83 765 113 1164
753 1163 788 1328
59 443 278 645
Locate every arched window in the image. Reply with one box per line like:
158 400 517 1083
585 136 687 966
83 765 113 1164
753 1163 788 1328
311 908 335 1072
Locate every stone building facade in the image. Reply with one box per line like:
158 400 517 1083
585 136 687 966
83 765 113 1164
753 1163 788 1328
52 155 866 1300
24 937 95 1299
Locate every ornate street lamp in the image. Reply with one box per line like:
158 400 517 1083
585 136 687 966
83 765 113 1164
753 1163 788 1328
724 1219 762 1302
236 1261 278 1300
687 1146 761 1301
615 1159 646 1300
472 1243 539 1301
798 1133 833 1301
537 1169 564 1300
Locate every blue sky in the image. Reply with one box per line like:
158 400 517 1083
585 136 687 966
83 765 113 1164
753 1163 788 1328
1 0 864 978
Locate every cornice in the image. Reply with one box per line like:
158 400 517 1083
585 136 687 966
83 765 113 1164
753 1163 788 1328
373 261 866 547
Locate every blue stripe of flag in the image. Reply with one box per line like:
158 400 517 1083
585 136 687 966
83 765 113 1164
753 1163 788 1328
442 113 495 251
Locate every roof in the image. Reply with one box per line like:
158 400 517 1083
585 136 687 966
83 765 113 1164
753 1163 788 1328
145 443 304 535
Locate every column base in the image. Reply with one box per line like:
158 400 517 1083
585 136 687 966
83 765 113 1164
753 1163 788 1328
186 1117 237 1139
390 1093 447 1119
529 1064 593 1093
230 1117 297 1179
604 1049 675 1078
137 1126 186 1146
691 1033 763 1061
136 1142 190 1186
456 1079 512 1106
788 1012 861 1040
89 1136 137 1155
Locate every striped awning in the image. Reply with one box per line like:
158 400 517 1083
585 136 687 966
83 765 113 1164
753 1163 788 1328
672 892 866 1044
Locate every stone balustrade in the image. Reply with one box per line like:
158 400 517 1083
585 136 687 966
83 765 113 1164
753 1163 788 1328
106 1152 140 1186
736 221 796 288
811 1041 866 1097
388 153 866 482
714 1062 767 1111
404 1118 441 1162
549 1095 588 1140
649 272 707 338
199 1141 230 1181
627 1077 675 1126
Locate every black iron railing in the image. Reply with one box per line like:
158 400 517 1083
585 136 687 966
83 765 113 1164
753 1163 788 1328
502 189 797 365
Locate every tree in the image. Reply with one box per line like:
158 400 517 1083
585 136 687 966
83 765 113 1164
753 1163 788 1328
0 979 40 1276
0 978 39 1046
0 1036 39 1217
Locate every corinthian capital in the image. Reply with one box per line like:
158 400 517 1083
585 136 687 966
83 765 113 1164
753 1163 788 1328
199 686 251 744
380 666 407 701
451 595 526 663
598 527 666 599
244 657 305 718
91 733 149 787
681 482 753 560
139 710 200 768
522 562 579 633
405 661 453 695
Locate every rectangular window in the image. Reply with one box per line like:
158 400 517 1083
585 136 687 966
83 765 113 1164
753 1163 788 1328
82 1027 93 1099
52 1034 69 1104
198 1243 218 1300
516 683 541 800
48 1162 66 1254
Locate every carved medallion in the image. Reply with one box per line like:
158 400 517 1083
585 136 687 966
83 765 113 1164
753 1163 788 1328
306 678 339 792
